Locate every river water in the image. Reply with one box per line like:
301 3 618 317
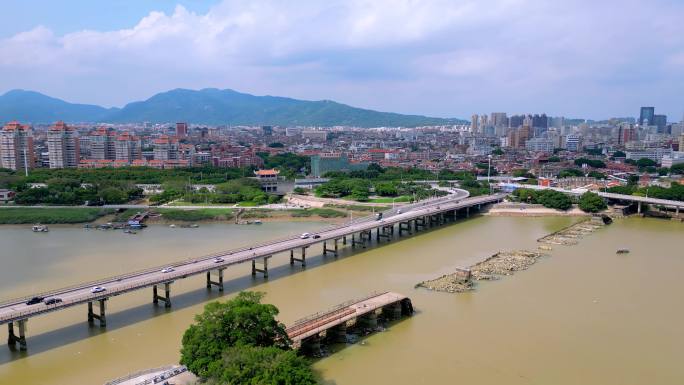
0 216 682 384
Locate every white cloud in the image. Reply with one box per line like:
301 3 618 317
0 0 683 118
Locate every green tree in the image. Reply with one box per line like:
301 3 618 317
99 187 127 204
180 292 290 377
536 189 573 210
636 158 657 168
578 192 607 213
491 147 504 156
612 150 626 158
205 346 317 385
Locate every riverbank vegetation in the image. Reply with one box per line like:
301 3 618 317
0 208 112 224
156 178 281 206
512 189 573 210
607 182 684 202
180 291 316 384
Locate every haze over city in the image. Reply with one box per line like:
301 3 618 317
2 0 684 119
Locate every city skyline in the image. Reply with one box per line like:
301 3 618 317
1 0 683 120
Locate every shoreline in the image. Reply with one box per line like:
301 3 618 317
485 203 590 217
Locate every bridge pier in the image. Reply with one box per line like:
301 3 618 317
377 226 393 242
398 221 411 236
206 268 225 291
153 283 172 308
414 217 427 230
290 247 308 267
323 239 339 257
7 319 27 351
88 299 108 326
252 256 271 278
342 235 347 245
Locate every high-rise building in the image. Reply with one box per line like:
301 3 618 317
679 135 684 152
617 123 636 145
652 114 667 133
639 107 655 126
176 122 188 137
478 115 487 134
532 114 548 129
262 126 273 136
47 121 79 168
153 135 179 161
114 132 142 162
470 114 479 132
0 121 35 173
565 134 582 152
509 115 525 128
90 127 116 160
490 112 508 128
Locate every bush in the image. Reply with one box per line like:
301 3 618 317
578 192 607 213
0 208 112 224
205 345 317 385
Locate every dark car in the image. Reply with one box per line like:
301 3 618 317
313 234 321 239
26 297 44 305
43 298 62 305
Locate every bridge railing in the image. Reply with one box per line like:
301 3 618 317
290 291 388 327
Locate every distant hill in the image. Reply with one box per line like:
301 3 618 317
0 90 117 124
0 88 465 127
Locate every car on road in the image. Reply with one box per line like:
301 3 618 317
300 232 311 239
312 234 321 239
26 296 44 305
214 257 224 263
161 267 174 273
91 286 106 293
43 298 62 305
375 213 383 220
397 209 402 214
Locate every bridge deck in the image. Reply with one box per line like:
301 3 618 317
0 193 504 326
286 292 408 344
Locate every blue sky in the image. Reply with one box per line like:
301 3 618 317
1 0 683 121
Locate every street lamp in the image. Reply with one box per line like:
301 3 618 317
487 154 493 194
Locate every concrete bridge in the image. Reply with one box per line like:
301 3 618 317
1 192 505 351
286 292 413 353
500 183 684 215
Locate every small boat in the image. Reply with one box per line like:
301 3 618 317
32 224 49 232
123 229 137 235
190 223 199 228
616 248 630 254
169 224 176 228
253 220 262 225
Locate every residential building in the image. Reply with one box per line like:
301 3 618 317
661 152 684 168
47 121 79 168
0 121 35 172
470 114 479 132
114 132 142 162
153 135 179 161
490 112 508 128
90 127 116 160
176 122 188 137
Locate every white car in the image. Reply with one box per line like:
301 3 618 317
91 286 106 293
300 233 311 239
161 267 174 273
214 257 224 263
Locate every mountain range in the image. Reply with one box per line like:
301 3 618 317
0 88 464 127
